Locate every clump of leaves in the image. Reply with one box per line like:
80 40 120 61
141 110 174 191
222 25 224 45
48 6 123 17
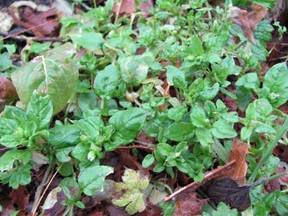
0 91 52 188
113 168 149 215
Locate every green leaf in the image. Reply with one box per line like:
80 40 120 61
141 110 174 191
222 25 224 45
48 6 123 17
167 105 186 121
190 35 204 56
48 125 80 148
94 64 120 96
0 164 32 188
108 108 146 149
166 66 186 86
0 118 18 136
0 52 12 71
0 149 32 171
190 105 210 128
212 119 237 139
236 73 260 91
11 43 79 114
196 128 213 146
142 154 155 168
166 122 194 141
78 164 113 196
0 133 25 148
71 31 104 51
120 56 148 86
199 83 219 100
260 62 288 107
72 143 90 162
26 91 53 130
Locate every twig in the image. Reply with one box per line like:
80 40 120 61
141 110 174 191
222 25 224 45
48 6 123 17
163 160 236 202
36 164 62 216
117 145 155 151
31 161 55 215
0 31 64 42
114 0 123 24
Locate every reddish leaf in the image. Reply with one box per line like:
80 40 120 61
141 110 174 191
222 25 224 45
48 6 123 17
274 144 288 163
0 76 18 102
139 0 154 17
113 0 135 15
228 3 267 42
9 186 29 210
228 140 248 184
174 193 207 216
8 7 59 37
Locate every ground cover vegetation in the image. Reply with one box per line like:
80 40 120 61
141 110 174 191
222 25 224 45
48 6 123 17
0 0 288 215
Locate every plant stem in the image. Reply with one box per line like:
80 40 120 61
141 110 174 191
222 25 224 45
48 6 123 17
248 117 288 184
32 160 55 215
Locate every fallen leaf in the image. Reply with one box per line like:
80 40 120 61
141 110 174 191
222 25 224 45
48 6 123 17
8 6 59 37
274 144 288 163
0 76 18 110
113 0 135 15
0 11 14 33
174 193 207 216
139 0 154 17
9 186 29 210
228 140 248 184
228 3 267 42
202 177 251 211
163 160 236 202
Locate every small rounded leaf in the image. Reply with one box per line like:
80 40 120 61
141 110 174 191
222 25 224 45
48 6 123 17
142 154 155 168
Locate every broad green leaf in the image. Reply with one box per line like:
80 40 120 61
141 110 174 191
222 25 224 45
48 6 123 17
120 56 148 86
11 43 79 114
78 164 113 196
190 35 204 56
0 149 32 171
167 105 186 122
0 133 25 148
71 32 104 51
0 52 12 71
142 154 155 168
0 164 32 189
48 125 80 148
166 66 186 86
94 64 120 96
260 62 288 107
196 128 213 146
29 42 51 54
72 143 90 162
212 119 237 139
108 108 146 148
156 143 173 157
236 73 260 91
166 122 194 141
26 91 53 130
190 105 210 128
0 118 18 136
199 83 219 100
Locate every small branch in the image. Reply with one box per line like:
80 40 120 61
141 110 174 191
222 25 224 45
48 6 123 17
0 31 64 42
117 145 155 151
31 161 55 215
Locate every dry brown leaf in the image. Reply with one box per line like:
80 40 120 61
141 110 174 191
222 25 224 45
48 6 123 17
228 3 267 42
113 0 136 15
139 0 154 17
174 193 207 216
228 140 248 184
9 186 29 210
164 160 236 202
